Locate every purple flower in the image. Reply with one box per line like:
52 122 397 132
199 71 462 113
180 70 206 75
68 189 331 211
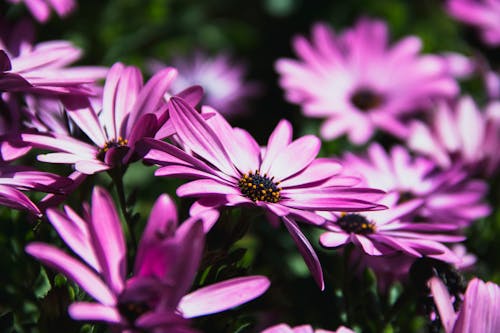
0 16 106 96
26 187 270 332
319 192 463 260
429 276 500 333
343 143 491 226
446 0 500 46
0 164 72 215
141 96 385 289
21 62 181 174
275 18 459 144
6 0 76 23
149 52 259 117
408 96 500 176
261 323 354 333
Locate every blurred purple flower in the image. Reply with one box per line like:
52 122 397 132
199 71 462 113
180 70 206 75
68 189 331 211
408 96 500 176
261 323 354 333
275 18 459 144
6 0 76 23
429 276 500 333
0 164 72 216
141 96 385 289
343 143 491 226
0 17 106 96
149 52 259 117
319 192 463 261
21 62 181 174
446 0 500 46
26 187 270 332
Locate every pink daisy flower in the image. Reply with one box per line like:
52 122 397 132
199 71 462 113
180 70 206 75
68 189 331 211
0 17 106 96
275 18 459 144
149 52 259 117
21 62 181 174
141 96 385 289
26 187 270 332
408 96 500 176
446 0 500 46
319 192 463 261
6 0 76 23
429 276 500 333
343 143 491 226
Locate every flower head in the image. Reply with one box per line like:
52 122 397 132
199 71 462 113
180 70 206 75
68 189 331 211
408 96 500 176
276 18 459 144
21 62 181 174
150 52 259 117
446 0 500 46
26 187 270 332
141 96 385 289
343 143 491 226
319 192 463 260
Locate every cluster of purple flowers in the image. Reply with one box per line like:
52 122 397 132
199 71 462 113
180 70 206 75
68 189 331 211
1 1 500 332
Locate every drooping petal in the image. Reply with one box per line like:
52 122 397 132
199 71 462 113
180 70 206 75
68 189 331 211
283 217 324 290
178 276 270 318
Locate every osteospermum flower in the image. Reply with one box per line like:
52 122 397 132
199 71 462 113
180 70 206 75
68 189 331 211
408 96 500 176
21 62 180 174
26 187 270 332
429 276 500 333
275 18 459 144
319 192 463 261
149 52 259 117
446 0 500 46
0 164 72 216
343 143 491 226
6 0 76 23
261 323 354 333
0 18 106 96
141 96 385 289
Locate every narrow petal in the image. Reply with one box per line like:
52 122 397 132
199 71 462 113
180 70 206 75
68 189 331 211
261 119 293 173
88 187 126 295
283 217 324 290
26 243 116 305
428 276 456 333
319 232 350 248
178 276 270 318
68 302 122 324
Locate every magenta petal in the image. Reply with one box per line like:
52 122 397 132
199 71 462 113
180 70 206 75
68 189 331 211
101 63 125 139
169 97 236 176
178 276 270 318
176 179 240 197
352 235 383 256
283 217 324 290
67 106 106 146
261 323 295 333
68 302 122 324
319 232 350 248
266 135 321 181
261 119 293 173
88 187 126 295
279 158 343 188
176 85 204 107
428 276 456 333
0 184 40 215
25 243 116 305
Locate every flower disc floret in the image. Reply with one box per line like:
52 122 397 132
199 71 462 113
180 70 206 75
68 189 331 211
337 213 376 234
101 136 129 153
350 88 385 111
238 170 281 203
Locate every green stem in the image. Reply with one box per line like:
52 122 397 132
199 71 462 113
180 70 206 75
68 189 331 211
110 167 138 252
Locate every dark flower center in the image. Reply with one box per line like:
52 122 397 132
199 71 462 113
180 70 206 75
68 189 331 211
101 136 128 153
337 213 376 234
350 88 384 111
238 170 281 203
118 300 151 323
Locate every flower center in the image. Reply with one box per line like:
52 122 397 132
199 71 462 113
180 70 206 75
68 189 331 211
350 88 384 111
337 213 376 234
118 300 151 323
238 170 281 203
101 136 128 153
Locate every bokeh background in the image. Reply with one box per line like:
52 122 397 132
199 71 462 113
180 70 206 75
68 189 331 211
1 1 500 332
